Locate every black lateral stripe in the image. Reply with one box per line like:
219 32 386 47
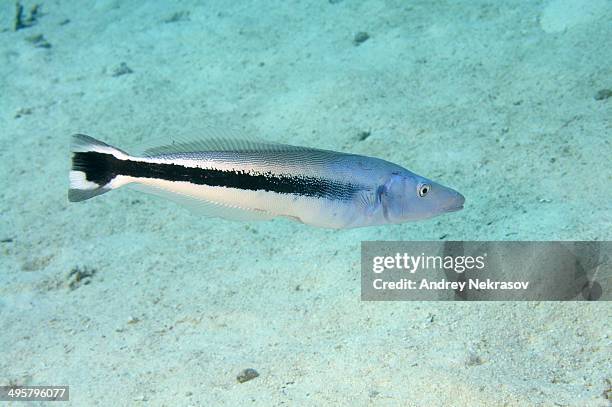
73 152 363 199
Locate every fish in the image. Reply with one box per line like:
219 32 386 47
68 133 465 229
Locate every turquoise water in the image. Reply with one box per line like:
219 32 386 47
1 1 610 405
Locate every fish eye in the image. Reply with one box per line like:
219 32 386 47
417 183 430 197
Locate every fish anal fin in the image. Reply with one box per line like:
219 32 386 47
129 184 275 222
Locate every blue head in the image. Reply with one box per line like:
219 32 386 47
378 171 465 223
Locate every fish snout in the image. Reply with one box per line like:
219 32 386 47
444 190 465 213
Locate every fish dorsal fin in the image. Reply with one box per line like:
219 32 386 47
136 127 312 157
141 138 310 157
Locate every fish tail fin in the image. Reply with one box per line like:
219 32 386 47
69 134 129 202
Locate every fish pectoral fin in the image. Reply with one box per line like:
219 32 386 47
129 184 275 222
356 188 382 218
282 215 304 224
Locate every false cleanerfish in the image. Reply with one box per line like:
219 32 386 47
68 133 464 229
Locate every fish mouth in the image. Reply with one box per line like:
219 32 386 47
444 192 465 212
445 204 464 212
